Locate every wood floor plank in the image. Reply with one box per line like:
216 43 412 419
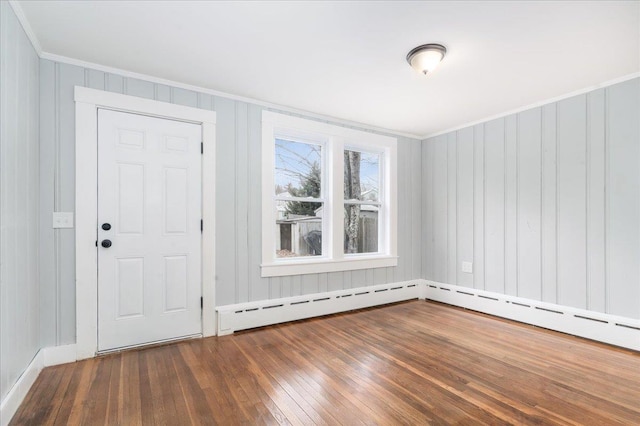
119 351 142 426
10 301 640 425
63 357 99 425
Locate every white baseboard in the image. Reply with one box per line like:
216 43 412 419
43 344 77 367
0 344 77 426
0 351 43 426
423 280 640 351
216 280 421 335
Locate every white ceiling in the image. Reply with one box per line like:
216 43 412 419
17 1 640 138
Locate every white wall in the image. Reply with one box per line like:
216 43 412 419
38 60 424 347
0 2 40 402
423 78 640 320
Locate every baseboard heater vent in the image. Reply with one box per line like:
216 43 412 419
262 304 283 310
217 281 421 335
574 315 608 324
478 295 499 301
423 280 640 352
616 323 640 331
535 307 564 315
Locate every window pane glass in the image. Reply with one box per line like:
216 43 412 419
344 150 380 202
276 202 323 258
275 139 321 199
344 204 378 254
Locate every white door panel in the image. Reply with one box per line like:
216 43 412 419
98 109 202 351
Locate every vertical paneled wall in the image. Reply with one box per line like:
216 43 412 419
0 3 40 401
39 60 423 346
422 78 640 320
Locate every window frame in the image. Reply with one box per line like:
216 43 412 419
261 111 397 277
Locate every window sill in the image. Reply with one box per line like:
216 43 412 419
261 255 398 277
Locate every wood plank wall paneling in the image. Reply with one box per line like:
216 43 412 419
587 89 606 313
484 119 506 294
517 108 542 301
38 60 424 346
504 115 518 297
421 135 433 279
0 2 40 401
456 127 473 288
422 78 640 320
607 80 640 318
557 95 588 309
432 136 448 283
541 104 558 304
447 132 457 286
472 124 485 290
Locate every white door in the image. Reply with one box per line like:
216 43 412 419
97 109 202 352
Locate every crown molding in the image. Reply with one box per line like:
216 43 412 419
40 51 422 140
8 1 42 55
421 71 640 140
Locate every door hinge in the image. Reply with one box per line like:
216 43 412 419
200 297 203 309
201 142 203 154
200 219 203 232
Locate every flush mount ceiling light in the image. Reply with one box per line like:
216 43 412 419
406 44 447 75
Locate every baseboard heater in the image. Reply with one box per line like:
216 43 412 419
424 280 640 352
216 279 639 351
216 281 421 335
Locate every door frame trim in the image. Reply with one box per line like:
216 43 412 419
74 86 217 360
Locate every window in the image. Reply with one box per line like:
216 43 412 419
262 112 397 277
274 138 324 258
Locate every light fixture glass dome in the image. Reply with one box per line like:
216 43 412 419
407 44 447 75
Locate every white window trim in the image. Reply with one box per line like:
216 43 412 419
261 111 397 277
74 87 216 359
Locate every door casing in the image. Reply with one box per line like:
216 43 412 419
74 86 216 360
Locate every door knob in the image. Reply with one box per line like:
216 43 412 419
102 223 111 231
101 239 112 248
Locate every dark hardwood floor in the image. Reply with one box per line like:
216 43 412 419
11 300 640 425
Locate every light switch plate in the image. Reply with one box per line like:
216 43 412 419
461 261 473 274
53 212 74 229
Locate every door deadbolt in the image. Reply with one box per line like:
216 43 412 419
102 223 111 231
101 239 112 248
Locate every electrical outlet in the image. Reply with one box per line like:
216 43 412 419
461 261 473 274
53 212 74 229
